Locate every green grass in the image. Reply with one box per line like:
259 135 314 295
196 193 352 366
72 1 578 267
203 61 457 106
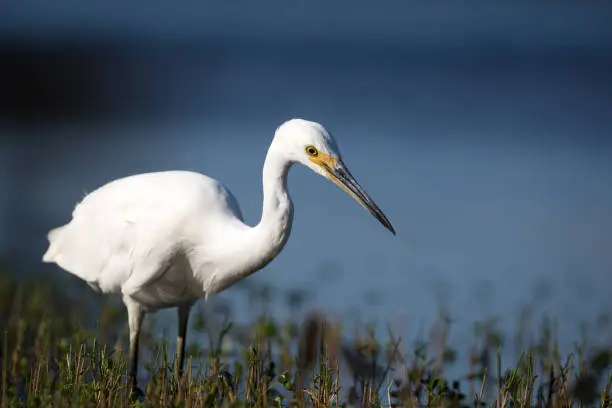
1 266 612 408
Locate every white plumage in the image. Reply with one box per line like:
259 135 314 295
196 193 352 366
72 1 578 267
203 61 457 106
44 171 247 307
42 118 394 393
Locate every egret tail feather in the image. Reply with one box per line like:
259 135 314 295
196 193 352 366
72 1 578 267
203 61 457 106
42 225 66 262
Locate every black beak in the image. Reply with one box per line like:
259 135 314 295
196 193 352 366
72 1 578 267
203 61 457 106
324 161 395 235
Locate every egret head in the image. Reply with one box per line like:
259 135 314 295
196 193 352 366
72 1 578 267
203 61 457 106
275 118 395 235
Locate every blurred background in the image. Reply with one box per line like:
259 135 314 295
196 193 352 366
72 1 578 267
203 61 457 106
1 0 612 377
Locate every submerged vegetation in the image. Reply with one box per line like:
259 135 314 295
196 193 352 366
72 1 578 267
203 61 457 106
1 264 612 407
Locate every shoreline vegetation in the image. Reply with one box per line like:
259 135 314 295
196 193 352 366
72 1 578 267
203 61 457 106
1 266 611 407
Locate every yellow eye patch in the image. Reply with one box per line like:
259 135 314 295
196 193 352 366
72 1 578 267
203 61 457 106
308 151 338 169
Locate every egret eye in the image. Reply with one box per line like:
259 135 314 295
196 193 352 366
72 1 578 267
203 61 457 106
305 145 318 156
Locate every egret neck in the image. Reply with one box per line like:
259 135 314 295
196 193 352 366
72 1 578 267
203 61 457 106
252 141 294 267
205 141 294 294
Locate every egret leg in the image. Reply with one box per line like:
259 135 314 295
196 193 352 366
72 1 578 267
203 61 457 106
176 305 191 376
124 296 145 395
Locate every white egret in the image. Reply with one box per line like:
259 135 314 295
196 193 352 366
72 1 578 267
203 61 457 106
42 118 395 393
